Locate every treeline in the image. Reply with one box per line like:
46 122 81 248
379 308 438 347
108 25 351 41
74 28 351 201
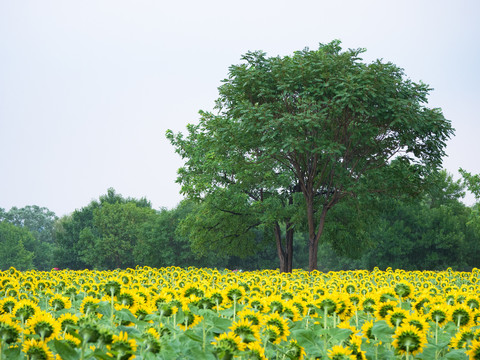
1 171 479 272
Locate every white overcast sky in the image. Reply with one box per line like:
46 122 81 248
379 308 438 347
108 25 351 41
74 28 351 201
1 0 479 217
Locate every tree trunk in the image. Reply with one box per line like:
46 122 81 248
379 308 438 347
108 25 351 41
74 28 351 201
286 222 294 272
274 222 288 272
307 203 329 272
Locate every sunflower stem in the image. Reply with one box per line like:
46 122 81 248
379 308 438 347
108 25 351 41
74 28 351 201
324 308 328 330
233 295 237 322
110 288 115 327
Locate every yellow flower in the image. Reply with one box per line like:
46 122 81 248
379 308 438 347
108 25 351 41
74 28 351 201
57 313 79 334
12 298 39 322
261 325 281 344
27 310 61 341
450 303 473 328
230 318 260 344
385 308 409 328
22 338 54 360
262 312 290 342
466 338 480 360
428 304 448 325
0 313 22 345
212 331 247 352
108 331 137 360
405 313 430 333
348 335 367 360
327 345 356 360
49 294 72 311
392 323 427 356
287 339 306 360
80 296 101 315
0 297 16 314
374 300 397 320
450 328 476 349
246 341 267 360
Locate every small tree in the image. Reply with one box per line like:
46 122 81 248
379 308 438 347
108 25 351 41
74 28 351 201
168 41 453 271
0 222 34 270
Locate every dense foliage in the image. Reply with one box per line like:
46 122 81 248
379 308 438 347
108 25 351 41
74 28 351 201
1 168 480 272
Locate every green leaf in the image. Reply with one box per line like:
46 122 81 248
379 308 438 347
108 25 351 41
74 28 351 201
1 346 22 360
183 329 203 342
114 308 138 324
444 349 468 360
52 340 80 360
209 316 232 333
290 329 324 357
326 327 353 343
371 320 394 343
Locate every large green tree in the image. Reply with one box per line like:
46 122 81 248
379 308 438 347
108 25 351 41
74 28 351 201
168 41 453 271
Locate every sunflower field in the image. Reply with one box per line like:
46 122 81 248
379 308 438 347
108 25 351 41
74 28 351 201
1 266 480 360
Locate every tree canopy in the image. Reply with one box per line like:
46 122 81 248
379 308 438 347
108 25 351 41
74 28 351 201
167 40 454 271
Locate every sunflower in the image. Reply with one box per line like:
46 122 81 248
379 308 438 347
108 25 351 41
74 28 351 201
249 295 266 312
348 334 367 360
207 290 225 309
117 289 140 309
61 332 82 347
245 341 267 360
261 324 281 344
450 328 478 349
103 280 122 297
57 313 79 334
177 310 203 331
466 338 480 360
412 293 431 314
27 310 61 341
5 286 19 298
224 284 246 303
12 298 39 322
0 297 16 314
262 312 290 342
360 295 376 315
142 327 161 354
266 295 284 314
327 345 356 360
392 323 427 356
467 297 480 311
287 339 306 360
374 300 397 320
78 319 101 343
182 284 205 298
317 295 338 316
212 332 247 357
0 313 22 345
238 308 262 326
450 304 472 328
134 301 156 321
282 301 302 322
385 308 409 329
428 304 448 325
80 296 101 316
49 294 72 311
230 318 260 344
405 313 430 333
394 283 412 299
22 338 54 360
108 331 137 360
